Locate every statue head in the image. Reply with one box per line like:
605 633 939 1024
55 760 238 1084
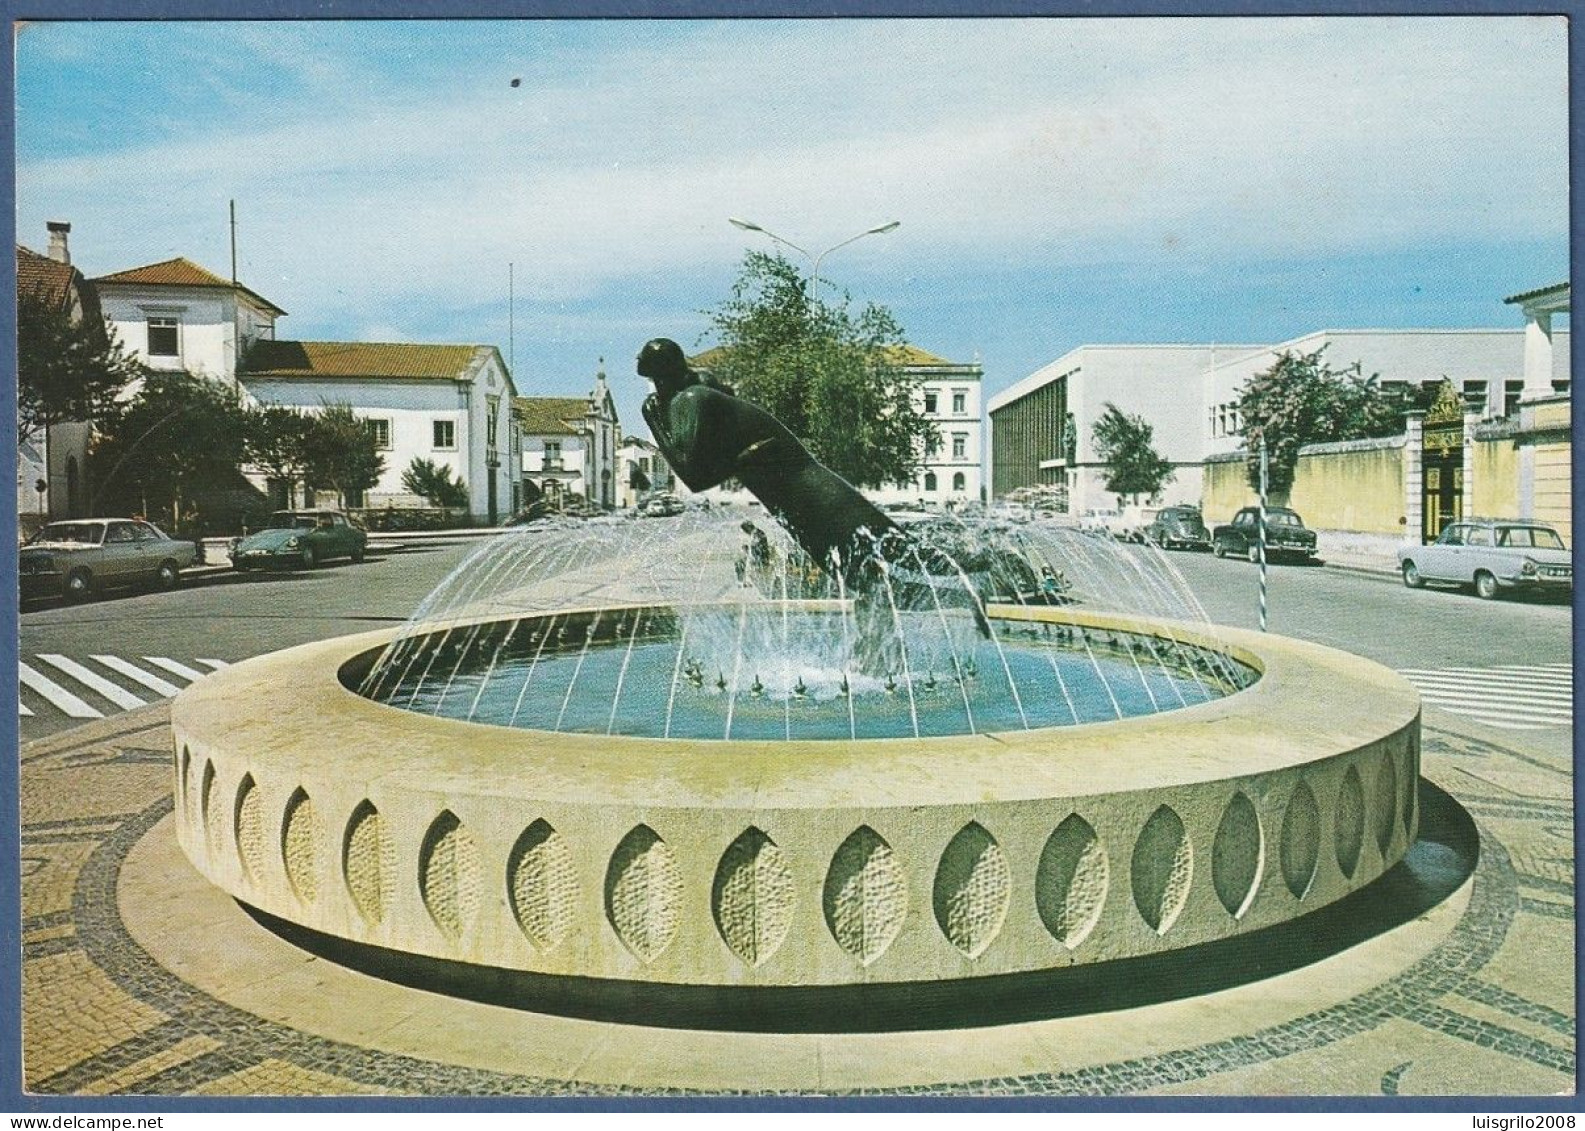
637 338 694 394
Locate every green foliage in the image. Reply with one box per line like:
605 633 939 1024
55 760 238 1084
1235 347 1406 494
303 401 386 508
700 252 932 489
1091 402 1174 504
245 403 315 500
90 370 250 526
401 456 469 508
17 292 142 443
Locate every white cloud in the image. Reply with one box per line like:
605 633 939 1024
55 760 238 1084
17 16 1567 346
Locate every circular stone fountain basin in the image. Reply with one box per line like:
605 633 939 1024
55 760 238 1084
171 605 1420 999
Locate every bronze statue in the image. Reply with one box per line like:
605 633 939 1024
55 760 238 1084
637 338 992 659
637 338 899 584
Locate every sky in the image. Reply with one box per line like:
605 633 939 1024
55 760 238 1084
15 17 1570 434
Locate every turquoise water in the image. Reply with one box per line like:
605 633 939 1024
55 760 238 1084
377 626 1245 741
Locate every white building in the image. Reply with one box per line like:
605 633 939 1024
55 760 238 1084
868 346 985 508
93 256 285 388
242 341 520 524
92 252 520 524
617 435 675 509
1202 328 1573 458
990 344 1256 514
516 369 621 512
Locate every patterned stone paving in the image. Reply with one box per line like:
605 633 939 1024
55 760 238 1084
17 706 1576 1097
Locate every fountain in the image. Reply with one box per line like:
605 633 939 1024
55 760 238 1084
169 342 1422 1033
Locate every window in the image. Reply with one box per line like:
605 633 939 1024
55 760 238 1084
1208 408 1218 437
952 472 965 492
147 317 179 357
433 419 456 449
923 472 938 492
365 419 391 449
486 397 499 448
1504 380 1524 417
952 390 967 415
926 432 942 456
1466 526 1493 547
924 392 938 415
106 523 138 543
544 441 562 470
1552 379 1571 396
1437 525 1465 546
951 433 967 460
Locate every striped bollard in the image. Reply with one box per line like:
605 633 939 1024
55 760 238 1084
1258 438 1269 633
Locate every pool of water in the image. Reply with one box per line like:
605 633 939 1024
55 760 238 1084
371 619 1249 740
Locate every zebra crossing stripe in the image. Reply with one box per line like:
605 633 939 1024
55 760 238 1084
1419 699 1572 723
197 659 230 671
143 656 208 682
36 655 148 711
1408 685 1571 709
19 701 33 716
19 663 104 719
90 656 183 698
1401 672 1573 691
1400 666 1572 681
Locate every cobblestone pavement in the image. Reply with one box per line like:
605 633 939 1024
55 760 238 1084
17 704 1575 1098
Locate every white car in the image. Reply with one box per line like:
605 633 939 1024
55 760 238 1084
1397 519 1571 599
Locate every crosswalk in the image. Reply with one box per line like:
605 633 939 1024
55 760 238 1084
19 654 230 721
1397 662 1573 731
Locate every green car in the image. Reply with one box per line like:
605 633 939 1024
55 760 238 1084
230 510 368 571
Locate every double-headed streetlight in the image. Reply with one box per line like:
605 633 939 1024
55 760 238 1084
727 217 900 306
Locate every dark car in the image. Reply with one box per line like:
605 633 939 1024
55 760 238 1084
1146 505 1211 551
230 510 367 570
1212 506 1318 563
20 518 199 601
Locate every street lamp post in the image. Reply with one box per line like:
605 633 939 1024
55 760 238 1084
728 217 900 305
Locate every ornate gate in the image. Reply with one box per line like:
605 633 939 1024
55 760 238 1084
1421 380 1464 543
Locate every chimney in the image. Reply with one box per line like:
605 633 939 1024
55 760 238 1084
46 221 71 265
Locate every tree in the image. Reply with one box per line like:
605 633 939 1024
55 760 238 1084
700 251 933 488
1091 402 1174 505
302 401 385 508
90 370 250 526
245 404 315 506
17 292 142 444
401 456 468 508
1235 347 1405 495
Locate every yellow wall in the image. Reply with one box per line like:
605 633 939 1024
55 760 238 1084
1533 440 1572 544
1202 460 1255 525
1201 445 1404 533
1288 446 1405 534
1471 436 1519 523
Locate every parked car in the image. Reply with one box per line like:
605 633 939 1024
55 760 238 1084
20 518 198 601
1397 518 1571 599
230 510 367 571
1212 506 1318 563
637 492 685 518
1078 508 1120 537
1146 505 1212 551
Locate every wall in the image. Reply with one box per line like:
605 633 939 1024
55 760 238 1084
100 286 236 381
1202 437 1405 535
243 376 466 504
1470 429 1519 527
1471 395 1573 545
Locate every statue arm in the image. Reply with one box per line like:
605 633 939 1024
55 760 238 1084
645 390 726 492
